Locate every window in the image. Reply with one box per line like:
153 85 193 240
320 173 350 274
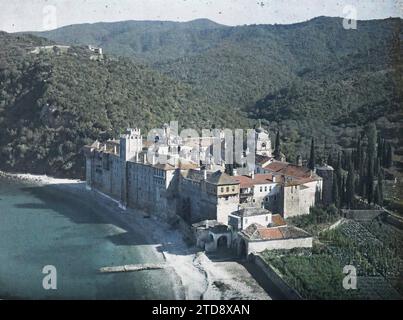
221 187 224 193
265 186 267 192
260 187 263 192
226 187 229 192
232 186 235 192
265 216 269 221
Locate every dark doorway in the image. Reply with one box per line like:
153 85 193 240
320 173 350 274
238 239 247 258
217 236 228 249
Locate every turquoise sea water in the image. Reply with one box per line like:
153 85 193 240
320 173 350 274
0 177 176 299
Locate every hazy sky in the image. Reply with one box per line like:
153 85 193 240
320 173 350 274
0 0 401 32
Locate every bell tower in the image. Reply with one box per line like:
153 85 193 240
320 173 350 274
119 128 143 161
255 121 272 157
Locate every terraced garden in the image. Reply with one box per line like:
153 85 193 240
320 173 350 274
261 218 403 299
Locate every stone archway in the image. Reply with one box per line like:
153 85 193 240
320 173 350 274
217 235 228 249
238 238 247 258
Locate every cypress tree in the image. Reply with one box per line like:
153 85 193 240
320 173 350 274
366 155 374 204
375 157 380 177
365 124 377 204
332 172 340 208
377 170 384 206
225 164 234 176
358 151 366 196
323 137 328 163
327 152 333 167
374 184 381 206
308 137 315 170
341 176 346 207
346 160 355 209
335 152 343 193
355 136 362 171
377 134 384 162
366 123 377 161
274 130 281 159
386 143 393 168
381 139 387 167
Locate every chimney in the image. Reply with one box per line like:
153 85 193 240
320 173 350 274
251 171 255 179
233 169 237 176
203 168 207 180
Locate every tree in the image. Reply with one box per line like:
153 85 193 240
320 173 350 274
274 130 281 159
366 123 377 161
365 123 377 204
385 142 393 168
308 137 315 170
345 160 356 209
375 170 384 206
355 136 362 171
225 163 234 176
335 152 343 195
358 150 367 196
332 172 340 208
341 176 346 208
366 154 374 204
377 134 384 162
327 152 333 167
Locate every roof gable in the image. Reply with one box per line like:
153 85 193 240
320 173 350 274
207 171 239 185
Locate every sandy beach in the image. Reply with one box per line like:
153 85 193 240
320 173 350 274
0 170 271 300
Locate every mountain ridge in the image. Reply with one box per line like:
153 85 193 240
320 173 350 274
1 16 401 177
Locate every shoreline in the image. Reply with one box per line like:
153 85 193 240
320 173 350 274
0 170 271 300
0 170 82 186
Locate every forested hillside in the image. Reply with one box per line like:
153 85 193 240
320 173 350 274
31 19 228 63
3 16 401 177
0 32 248 177
32 17 402 156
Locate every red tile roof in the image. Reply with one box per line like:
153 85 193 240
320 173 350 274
264 161 312 178
234 174 274 188
271 214 286 227
258 227 284 240
241 223 311 241
263 161 321 185
264 161 289 172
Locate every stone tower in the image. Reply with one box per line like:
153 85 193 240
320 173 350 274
119 128 143 209
119 128 143 161
315 164 334 205
255 123 272 157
